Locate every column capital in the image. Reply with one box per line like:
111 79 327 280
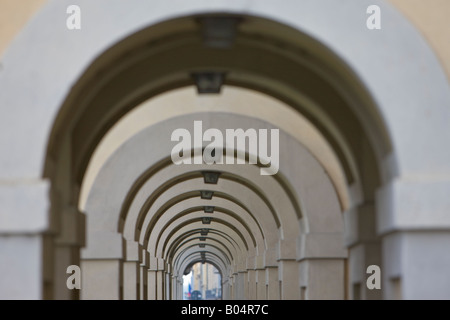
277 238 297 261
55 207 86 246
263 248 278 267
297 232 347 260
81 232 123 259
343 202 376 247
124 239 142 261
377 178 450 234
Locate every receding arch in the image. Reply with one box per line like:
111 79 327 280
81 85 348 213
169 229 241 260
122 154 290 239
147 204 261 252
175 247 231 277
138 182 271 246
80 111 345 300
2 0 450 300
83 113 343 258
177 253 228 283
175 243 231 268
169 236 234 265
157 218 253 258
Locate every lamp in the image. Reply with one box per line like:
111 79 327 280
202 217 212 224
200 190 214 200
204 206 214 214
191 72 225 94
202 171 220 184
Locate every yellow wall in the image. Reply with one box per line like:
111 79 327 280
388 0 450 81
0 0 47 57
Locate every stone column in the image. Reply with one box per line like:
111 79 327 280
377 178 450 299
247 269 256 299
140 258 148 300
151 257 165 300
299 258 346 299
231 272 239 299
180 277 184 300
263 247 279 300
179 278 184 300
265 267 279 299
278 260 299 299
53 240 82 300
165 269 171 300
176 275 180 300
123 240 142 300
227 274 234 299
171 275 176 300
81 259 123 299
222 277 230 299
123 261 140 299
0 181 50 299
297 232 347 300
278 239 299 299
255 269 266 300
80 232 124 299
0 234 46 299
233 270 247 300
156 270 164 300
147 270 156 300
51 206 85 300
145 253 159 300
345 203 381 300
243 271 249 299
246 255 258 299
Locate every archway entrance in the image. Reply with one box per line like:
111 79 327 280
2 1 450 300
49 12 384 300
183 262 222 300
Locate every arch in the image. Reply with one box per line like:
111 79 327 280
139 187 266 249
2 1 449 185
157 218 253 259
2 0 450 300
83 113 342 257
170 236 234 266
81 111 345 299
150 204 261 253
179 256 226 282
169 230 241 263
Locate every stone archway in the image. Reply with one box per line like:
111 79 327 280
1 0 450 299
82 112 345 300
